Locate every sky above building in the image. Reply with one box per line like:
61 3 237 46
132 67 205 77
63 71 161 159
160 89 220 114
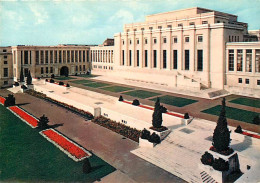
0 0 259 46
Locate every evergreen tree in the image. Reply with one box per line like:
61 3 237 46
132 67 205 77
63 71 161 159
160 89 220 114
212 98 231 152
20 67 24 82
152 98 163 128
26 70 32 85
37 115 49 129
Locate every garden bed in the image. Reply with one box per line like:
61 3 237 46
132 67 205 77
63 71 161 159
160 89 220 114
92 116 141 142
40 129 91 162
9 106 38 128
25 90 93 120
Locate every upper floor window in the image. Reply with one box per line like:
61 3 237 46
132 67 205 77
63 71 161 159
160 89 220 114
4 61 8 64
202 21 208 24
134 29 137 31
173 37 178 43
167 25 172 28
163 37 167 43
141 28 144 31
185 37 189 43
178 23 183 27
122 40 124 45
189 22 195 26
129 40 132 45
153 38 157 44
3 68 8 77
158 26 162 29
217 20 220 23
4 55 7 59
145 39 148 44
149 27 153 30
198 36 203 42
126 29 130 32
3 49 6 52
137 39 139 44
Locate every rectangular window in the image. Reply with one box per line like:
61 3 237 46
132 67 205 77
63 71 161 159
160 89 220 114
4 55 7 59
79 51 82 62
137 50 139 67
178 23 183 27
145 39 148 44
3 68 8 77
4 61 7 64
198 36 203 42
76 66 78 72
62 50 66 63
122 50 125 65
173 50 178 69
256 49 260 73
40 50 44 64
189 22 195 26
145 50 148 67
228 50 234 71
153 50 157 68
75 51 78 62
238 78 242 83
46 67 48 73
50 67 53 73
87 50 89 62
24 51 28 64
36 51 39 65
129 50 132 66
71 51 74 62
202 21 208 24
83 65 86 71
237 50 243 71
174 37 178 43
257 80 260 85
50 50 53 63
149 27 153 30
79 65 82 71
41 67 44 74
185 50 190 70
137 39 139 44
163 38 167 43
185 37 189 43
4 81 8 85
67 51 70 63
246 49 252 72
245 79 249 84
45 51 49 64
3 49 6 52
163 50 167 69
54 51 58 63
158 26 162 29
83 51 85 62
153 38 157 44
197 50 203 71
59 51 62 63
167 25 172 28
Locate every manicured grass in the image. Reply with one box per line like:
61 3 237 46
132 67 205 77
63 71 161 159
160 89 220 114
55 77 75 80
0 105 115 182
124 90 161 99
70 80 95 84
229 97 260 108
78 74 98 78
150 95 197 107
102 85 133 93
201 105 259 124
83 82 110 88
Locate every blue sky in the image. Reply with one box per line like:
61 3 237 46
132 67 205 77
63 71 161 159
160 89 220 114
0 0 259 46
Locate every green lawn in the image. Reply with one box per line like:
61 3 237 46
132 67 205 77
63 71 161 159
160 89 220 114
150 95 197 107
70 80 95 84
83 82 110 88
201 105 259 124
102 86 133 93
123 90 161 99
55 76 75 80
229 97 260 108
78 74 98 78
0 105 115 182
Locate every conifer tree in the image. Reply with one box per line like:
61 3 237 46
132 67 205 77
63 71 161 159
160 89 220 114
212 98 231 152
152 98 163 128
20 67 24 82
26 70 32 85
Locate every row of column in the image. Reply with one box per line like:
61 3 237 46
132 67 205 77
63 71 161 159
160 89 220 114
91 50 113 63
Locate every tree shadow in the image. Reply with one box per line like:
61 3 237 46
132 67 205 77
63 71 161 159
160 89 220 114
48 123 64 129
17 102 30 107
167 124 184 130
231 135 252 152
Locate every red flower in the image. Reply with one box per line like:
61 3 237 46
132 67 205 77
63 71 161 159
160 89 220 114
9 106 38 127
0 96 5 104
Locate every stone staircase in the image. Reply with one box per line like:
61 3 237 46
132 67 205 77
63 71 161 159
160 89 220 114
200 171 217 183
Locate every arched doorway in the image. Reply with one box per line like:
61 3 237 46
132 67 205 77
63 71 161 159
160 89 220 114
60 66 69 77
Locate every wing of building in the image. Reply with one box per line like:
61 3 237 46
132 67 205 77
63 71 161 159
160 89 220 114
1 7 259 97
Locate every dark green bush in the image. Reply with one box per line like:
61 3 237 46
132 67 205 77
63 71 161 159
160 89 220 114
118 95 124 101
184 113 189 119
201 151 214 166
148 132 161 144
50 79 54 83
141 129 150 140
51 74 55 78
66 83 70 87
160 105 167 113
59 81 64 85
4 94 15 107
212 158 229 171
234 125 243 133
132 99 140 106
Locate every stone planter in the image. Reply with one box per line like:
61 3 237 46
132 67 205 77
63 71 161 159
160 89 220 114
26 84 34 90
199 163 229 183
139 138 156 148
181 117 193 125
149 128 171 140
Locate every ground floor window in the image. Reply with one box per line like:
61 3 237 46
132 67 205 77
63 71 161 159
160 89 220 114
185 50 189 70
228 49 234 71
3 68 8 77
163 50 167 69
153 50 157 68
50 67 53 73
41 67 44 74
245 78 249 84
145 50 148 67
173 50 177 69
197 50 203 71
137 50 139 67
257 80 260 85
24 68 29 77
238 78 242 83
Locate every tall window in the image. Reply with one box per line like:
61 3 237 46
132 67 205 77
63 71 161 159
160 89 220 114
75 51 78 62
24 68 28 77
21 51 23 65
24 51 28 64
83 51 85 62
76 66 78 72
137 50 139 67
79 51 82 62
87 50 89 62
50 67 53 73
185 50 189 70
122 50 125 65
46 51 49 64
63 51 66 63
71 51 74 62
228 50 234 71
185 37 189 43
198 36 203 42
54 51 58 63
36 51 39 65
163 50 167 69
41 67 44 74
173 50 178 69
197 50 203 71
129 50 132 66
163 38 167 43
46 67 48 73
50 50 53 63
40 50 44 64
256 49 260 73
153 50 157 68
3 68 8 77
246 49 252 72
67 51 70 63
59 51 62 63
145 50 148 67
237 50 243 71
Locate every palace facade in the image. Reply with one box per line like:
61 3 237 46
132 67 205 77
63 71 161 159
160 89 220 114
0 7 259 97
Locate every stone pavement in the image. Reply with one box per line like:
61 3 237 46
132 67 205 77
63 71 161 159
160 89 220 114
0 89 184 183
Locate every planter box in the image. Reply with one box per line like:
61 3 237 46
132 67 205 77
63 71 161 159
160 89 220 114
181 117 193 125
139 138 156 148
149 128 171 140
199 163 229 183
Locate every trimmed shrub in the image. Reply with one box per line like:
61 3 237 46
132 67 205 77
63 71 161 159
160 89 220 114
184 113 189 119
26 70 32 85
86 71 90 75
152 98 163 128
252 115 260 125
141 129 150 140
21 85 28 89
4 94 15 107
14 82 19 86
201 151 214 166
75 73 78 76
118 95 124 101
234 125 243 133
59 81 64 85
37 77 40 79
37 114 49 129
82 158 91 174
51 74 55 78
212 158 229 171
20 67 24 82
45 79 49 82
50 79 54 83
148 132 161 144
66 83 70 87
132 99 140 106
160 105 167 113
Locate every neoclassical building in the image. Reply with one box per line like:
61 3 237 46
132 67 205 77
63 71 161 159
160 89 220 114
0 7 259 97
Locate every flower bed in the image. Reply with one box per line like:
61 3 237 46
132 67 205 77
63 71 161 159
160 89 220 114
92 116 141 142
40 129 91 162
25 90 93 120
9 106 38 128
242 131 260 139
121 100 185 118
0 96 5 105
